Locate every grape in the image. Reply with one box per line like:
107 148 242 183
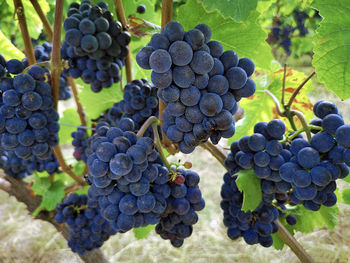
162 21 185 42
225 67 247 90
195 24 212 43
310 132 335 153
6 59 24 74
315 101 338 119
335 125 350 148
207 75 229 95
173 66 195 88
137 4 146 14
297 147 320 168
168 41 193 66
162 85 180 102
207 41 223 58
149 49 172 73
292 169 311 187
238 58 255 77
180 86 201 106
209 58 224 77
322 114 344 134
310 166 331 186
184 29 204 50
220 50 239 71
151 69 172 88
65 29 83 46
248 133 266 151
266 119 285 139
290 138 310 155
199 93 223 117
13 74 35 93
234 78 256 98
190 51 214 75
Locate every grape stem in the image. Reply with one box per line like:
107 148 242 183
50 0 64 109
286 71 315 109
136 116 159 138
52 146 86 186
281 64 287 106
277 221 315 263
29 0 53 42
113 0 133 83
201 142 315 263
290 109 312 141
13 0 36 65
264 89 285 117
67 77 87 126
152 122 171 171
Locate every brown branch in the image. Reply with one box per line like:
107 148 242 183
29 0 53 42
286 71 315 109
50 0 64 109
113 0 132 83
161 0 173 28
200 141 227 166
67 76 87 126
52 146 86 186
14 0 36 65
1 175 108 263
277 220 315 263
0 177 11 192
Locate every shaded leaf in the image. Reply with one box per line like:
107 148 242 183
58 108 81 144
342 188 350 205
0 30 25 60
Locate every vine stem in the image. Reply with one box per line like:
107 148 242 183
159 0 175 152
67 77 87 126
52 147 86 185
201 142 315 263
200 142 227 167
264 89 285 117
277 221 315 263
291 109 311 141
13 0 36 65
136 116 159 138
286 71 315 109
50 0 64 109
29 0 53 41
113 0 132 83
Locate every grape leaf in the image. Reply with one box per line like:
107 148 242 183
33 181 65 216
5 0 50 39
312 0 350 99
75 186 90 195
235 169 262 212
133 225 155 239
78 80 123 119
201 0 258 22
271 233 286 250
58 108 81 144
32 175 51 196
343 175 350 183
177 0 273 69
0 30 25 60
342 188 350 205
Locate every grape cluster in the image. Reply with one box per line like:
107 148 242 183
85 121 172 232
278 101 349 210
0 58 59 160
293 9 309 36
25 42 72 100
155 169 205 247
55 193 115 254
220 172 279 247
62 1 130 92
0 150 31 178
136 21 256 153
71 79 158 163
267 24 294 55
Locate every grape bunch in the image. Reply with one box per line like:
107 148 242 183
293 9 309 36
136 21 256 153
85 121 172 232
55 193 116 254
220 172 279 247
0 57 60 160
71 79 158 163
278 100 349 210
62 1 130 92
155 169 205 247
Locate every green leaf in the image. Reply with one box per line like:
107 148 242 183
32 175 50 196
342 188 350 205
235 169 261 212
33 181 65 216
5 0 50 39
75 186 90 195
123 0 161 25
0 30 25 60
78 80 123 119
312 0 350 99
177 0 273 69
201 0 258 22
58 108 81 144
133 225 155 239
342 174 350 183
271 233 285 250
